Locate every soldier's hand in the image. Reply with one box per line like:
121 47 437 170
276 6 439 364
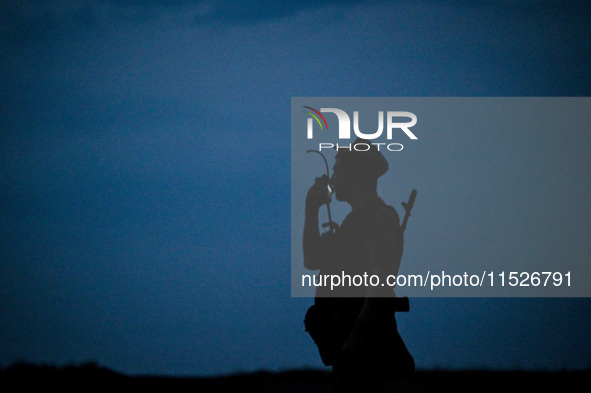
305 174 331 210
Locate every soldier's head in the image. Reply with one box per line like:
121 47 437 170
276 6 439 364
330 138 388 202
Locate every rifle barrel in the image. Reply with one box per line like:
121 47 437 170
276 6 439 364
401 189 417 233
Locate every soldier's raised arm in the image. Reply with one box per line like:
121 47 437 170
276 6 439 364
303 174 332 270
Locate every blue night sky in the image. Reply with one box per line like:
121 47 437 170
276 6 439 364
1 1 590 376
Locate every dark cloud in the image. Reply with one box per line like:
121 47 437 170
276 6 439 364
1 0 381 25
0 0 358 45
189 0 385 24
3 0 589 48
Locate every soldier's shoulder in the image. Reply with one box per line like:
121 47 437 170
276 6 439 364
359 201 400 229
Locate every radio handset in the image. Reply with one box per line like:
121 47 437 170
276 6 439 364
306 149 338 234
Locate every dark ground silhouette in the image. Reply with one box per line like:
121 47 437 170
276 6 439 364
1 363 589 392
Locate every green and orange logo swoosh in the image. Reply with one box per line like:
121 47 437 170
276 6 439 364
302 106 328 129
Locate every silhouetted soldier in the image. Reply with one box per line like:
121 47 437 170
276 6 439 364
303 138 414 392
